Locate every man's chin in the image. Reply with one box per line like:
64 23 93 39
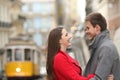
88 38 93 41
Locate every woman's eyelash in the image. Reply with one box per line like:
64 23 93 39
65 33 68 36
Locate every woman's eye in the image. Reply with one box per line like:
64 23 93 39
65 33 68 36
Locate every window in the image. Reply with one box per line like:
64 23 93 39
34 17 41 29
33 3 41 13
34 17 53 30
31 50 35 61
15 49 22 61
33 32 42 46
23 21 28 29
22 5 29 13
40 3 51 14
23 19 33 29
6 49 12 61
27 19 33 28
25 49 31 61
40 17 52 29
32 3 51 14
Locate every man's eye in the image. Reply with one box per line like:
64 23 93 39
85 27 89 31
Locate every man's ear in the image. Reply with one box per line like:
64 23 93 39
95 24 101 34
95 24 101 32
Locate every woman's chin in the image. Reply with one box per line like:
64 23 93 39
68 43 72 47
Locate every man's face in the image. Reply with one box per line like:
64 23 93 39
85 21 98 41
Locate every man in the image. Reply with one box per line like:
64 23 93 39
84 12 120 80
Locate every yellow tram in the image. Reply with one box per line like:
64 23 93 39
3 36 42 80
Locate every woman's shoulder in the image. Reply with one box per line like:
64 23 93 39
54 50 68 60
54 50 79 65
53 51 69 68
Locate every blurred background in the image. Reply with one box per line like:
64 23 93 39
0 0 120 80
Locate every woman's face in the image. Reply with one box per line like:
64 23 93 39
59 28 72 48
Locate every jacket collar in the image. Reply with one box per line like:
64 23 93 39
59 50 81 68
89 30 110 49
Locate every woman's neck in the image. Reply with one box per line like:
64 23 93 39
60 45 66 52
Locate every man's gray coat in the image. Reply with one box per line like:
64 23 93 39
84 30 120 80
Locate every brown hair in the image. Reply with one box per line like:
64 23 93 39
46 27 63 80
85 12 107 32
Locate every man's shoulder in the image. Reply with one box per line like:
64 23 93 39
99 39 119 58
100 39 115 48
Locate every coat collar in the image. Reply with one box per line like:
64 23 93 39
89 30 110 49
59 50 81 69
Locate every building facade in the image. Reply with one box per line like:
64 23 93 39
57 0 81 31
21 0 57 76
0 0 11 49
0 0 23 71
21 0 57 47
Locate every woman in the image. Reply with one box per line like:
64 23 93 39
46 27 94 80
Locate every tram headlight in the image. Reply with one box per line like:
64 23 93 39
16 68 21 72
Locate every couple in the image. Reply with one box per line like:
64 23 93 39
46 12 120 80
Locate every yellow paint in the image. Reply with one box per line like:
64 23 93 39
5 61 34 77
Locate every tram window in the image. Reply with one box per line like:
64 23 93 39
15 49 22 61
25 49 31 61
31 50 35 61
6 49 12 61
